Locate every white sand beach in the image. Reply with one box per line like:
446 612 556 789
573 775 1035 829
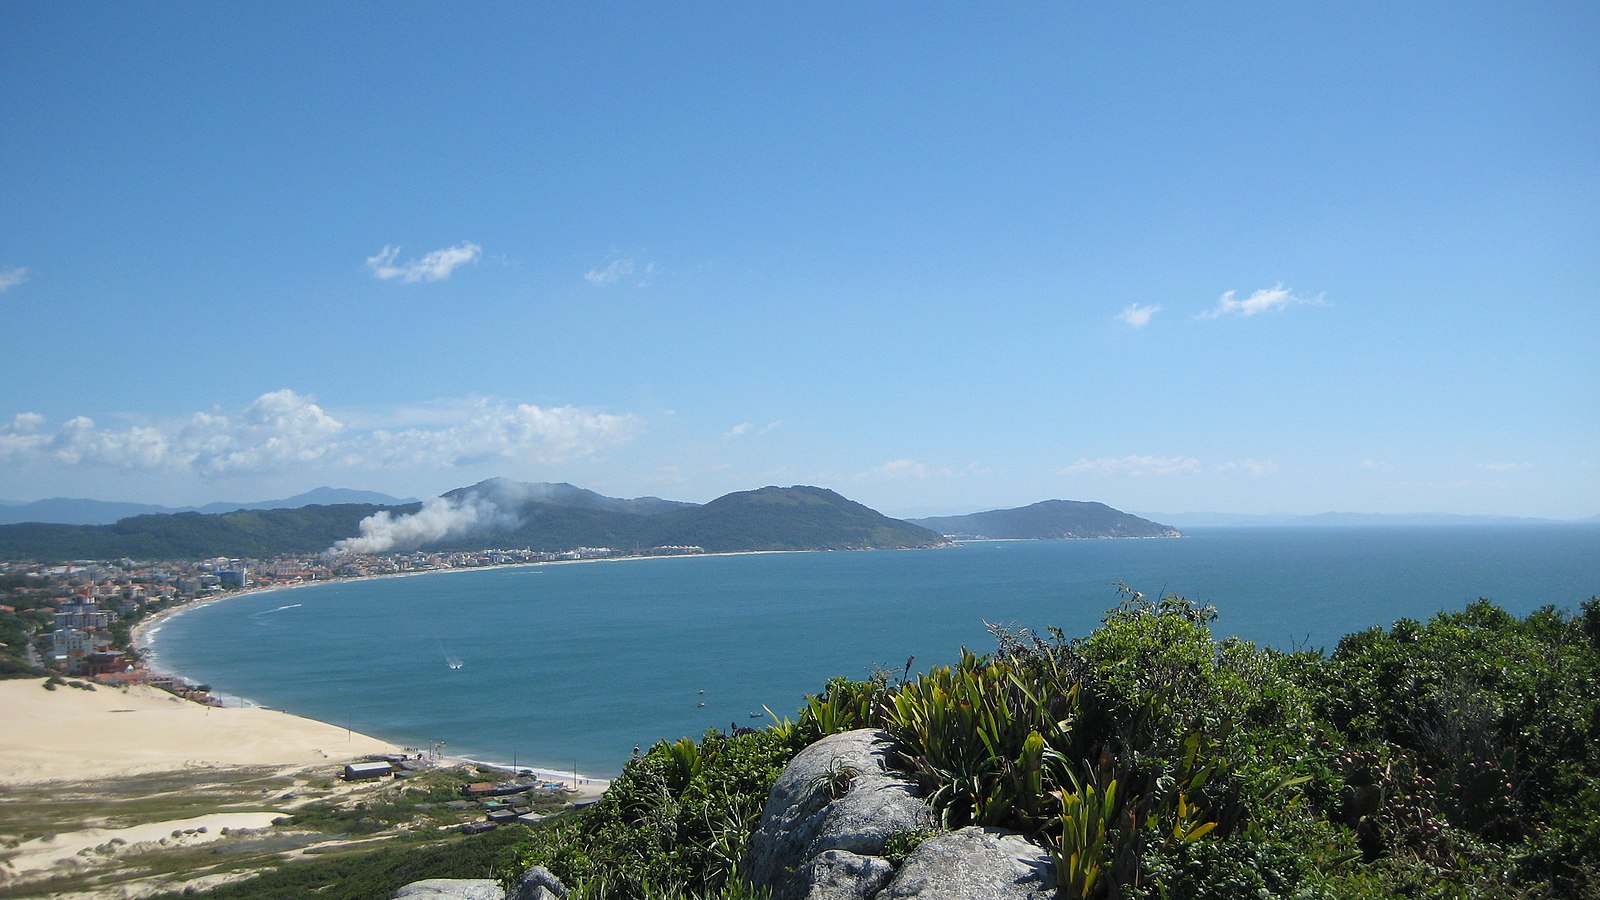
0 678 400 785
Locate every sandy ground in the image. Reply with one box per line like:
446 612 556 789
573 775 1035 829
0 678 400 785
7 811 284 873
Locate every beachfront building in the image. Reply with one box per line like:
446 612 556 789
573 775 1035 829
54 598 111 631
47 626 112 674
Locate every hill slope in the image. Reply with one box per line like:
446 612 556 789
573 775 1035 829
910 500 1180 539
644 486 943 552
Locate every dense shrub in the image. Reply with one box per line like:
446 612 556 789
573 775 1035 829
500 592 1600 899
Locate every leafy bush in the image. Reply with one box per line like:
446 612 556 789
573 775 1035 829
516 725 803 896
492 592 1600 900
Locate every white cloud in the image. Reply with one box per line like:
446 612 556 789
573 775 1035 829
367 242 482 283
854 459 989 482
351 401 640 469
182 389 346 474
1061 455 1281 478
0 266 28 292
1059 455 1203 477
1199 284 1322 319
725 421 780 439
1117 303 1162 328
1212 458 1279 477
0 391 639 478
584 258 635 286
861 459 934 480
0 412 50 457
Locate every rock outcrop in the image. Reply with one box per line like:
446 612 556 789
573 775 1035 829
743 729 935 900
742 728 1054 900
391 879 506 900
405 730 1056 900
509 866 568 900
876 827 1055 899
391 866 569 900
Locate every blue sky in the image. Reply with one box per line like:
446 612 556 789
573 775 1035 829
2 3 1596 518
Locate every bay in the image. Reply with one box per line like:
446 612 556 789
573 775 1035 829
148 525 1600 779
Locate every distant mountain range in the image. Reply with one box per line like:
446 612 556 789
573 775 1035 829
909 500 1181 540
2 481 1584 562
0 481 943 562
0 487 413 526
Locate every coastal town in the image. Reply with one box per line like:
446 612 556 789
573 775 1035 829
2 546 649 896
0 543 706 686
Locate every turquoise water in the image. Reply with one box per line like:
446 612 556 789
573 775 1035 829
149 525 1600 778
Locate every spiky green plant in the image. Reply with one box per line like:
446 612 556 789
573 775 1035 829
887 648 1076 830
1053 769 1120 899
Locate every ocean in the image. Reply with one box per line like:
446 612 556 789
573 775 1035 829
146 525 1600 779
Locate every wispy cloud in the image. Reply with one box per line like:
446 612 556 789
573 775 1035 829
725 421 781 439
584 258 658 287
1059 455 1202 477
584 258 635 286
1116 303 1162 328
366 242 482 283
0 391 639 477
861 459 934 480
1198 284 1322 319
0 266 29 293
1060 455 1280 478
354 401 640 469
1212 458 1279 477
854 459 990 482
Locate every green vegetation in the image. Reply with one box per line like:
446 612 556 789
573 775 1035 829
0 765 563 899
135 825 534 900
909 499 1181 540
0 503 404 562
0 485 940 561
500 590 1600 898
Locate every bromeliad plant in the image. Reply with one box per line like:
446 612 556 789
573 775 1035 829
798 674 889 740
1053 768 1121 900
886 647 1077 831
882 596 1303 898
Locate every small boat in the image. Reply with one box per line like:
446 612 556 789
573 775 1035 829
748 711 762 719
697 701 706 707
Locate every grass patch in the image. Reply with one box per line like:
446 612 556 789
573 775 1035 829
0 768 295 843
141 823 539 900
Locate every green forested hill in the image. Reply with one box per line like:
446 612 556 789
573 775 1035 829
0 503 411 561
0 484 941 561
644 485 942 551
911 499 1181 539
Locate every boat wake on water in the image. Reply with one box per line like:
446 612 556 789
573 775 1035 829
440 642 465 670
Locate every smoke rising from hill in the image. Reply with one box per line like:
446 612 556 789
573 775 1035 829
329 493 517 555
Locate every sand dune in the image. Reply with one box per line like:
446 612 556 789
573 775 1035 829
0 678 399 785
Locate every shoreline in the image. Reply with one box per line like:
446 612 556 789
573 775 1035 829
130 547 809 780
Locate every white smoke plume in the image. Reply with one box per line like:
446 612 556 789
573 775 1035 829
329 492 519 555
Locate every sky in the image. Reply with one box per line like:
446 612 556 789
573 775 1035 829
2 3 1597 520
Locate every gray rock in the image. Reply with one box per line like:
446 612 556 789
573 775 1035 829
509 865 568 900
796 849 896 900
875 827 1056 900
391 879 507 900
743 729 934 900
